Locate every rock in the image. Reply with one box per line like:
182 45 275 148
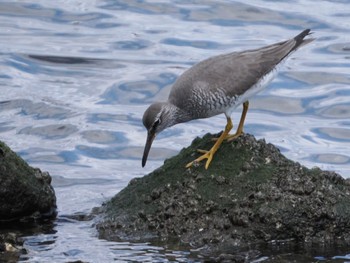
95 133 350 260
0 141 57 221
0 232 26 262
0 140 57 262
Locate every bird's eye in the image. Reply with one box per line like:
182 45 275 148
153 118 161 128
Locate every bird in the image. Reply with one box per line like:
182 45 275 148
142 29 314 169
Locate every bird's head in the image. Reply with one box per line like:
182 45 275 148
141 102 176 167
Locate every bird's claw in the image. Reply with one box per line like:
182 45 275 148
211 131 244 142
226 130 244 142
186 149 214 169
197 149 209 154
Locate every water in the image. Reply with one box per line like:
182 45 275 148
0 0 349 262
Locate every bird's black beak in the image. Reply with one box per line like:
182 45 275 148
142 131 156 167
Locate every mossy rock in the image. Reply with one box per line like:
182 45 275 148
96 133 350 258
0 141 56 221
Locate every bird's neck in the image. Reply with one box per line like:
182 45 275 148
163 102 192 127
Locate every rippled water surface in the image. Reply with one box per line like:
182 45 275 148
0 0 349 262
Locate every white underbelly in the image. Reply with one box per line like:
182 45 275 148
226 63 283 116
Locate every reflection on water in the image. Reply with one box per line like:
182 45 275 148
0 0 349 262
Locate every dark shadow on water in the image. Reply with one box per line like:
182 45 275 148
28 54 97 64
0 219 57 262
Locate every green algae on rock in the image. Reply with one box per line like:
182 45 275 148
96 133 350 257
0 141 56 221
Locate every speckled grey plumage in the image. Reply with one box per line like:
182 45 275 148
168 29 313 119
142 29 314 167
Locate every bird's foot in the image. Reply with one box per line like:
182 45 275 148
211 130 244 142
225 130 244 142
186 116 233 170
186 148 215 170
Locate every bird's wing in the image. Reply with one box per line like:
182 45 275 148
169 30 313 106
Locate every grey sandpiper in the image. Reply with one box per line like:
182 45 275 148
142 29 314 169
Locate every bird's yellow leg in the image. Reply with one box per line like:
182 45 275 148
225 101 249 142
186 117 233 169
211 101 249 142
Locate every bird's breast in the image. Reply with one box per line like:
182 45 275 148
181 86 239 119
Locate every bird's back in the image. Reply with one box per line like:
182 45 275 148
168 29 313 118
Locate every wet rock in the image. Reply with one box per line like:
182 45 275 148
0 232 26 262
0 219 56 262
0 140 57 261
96 133 350 260
0 141 57 221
